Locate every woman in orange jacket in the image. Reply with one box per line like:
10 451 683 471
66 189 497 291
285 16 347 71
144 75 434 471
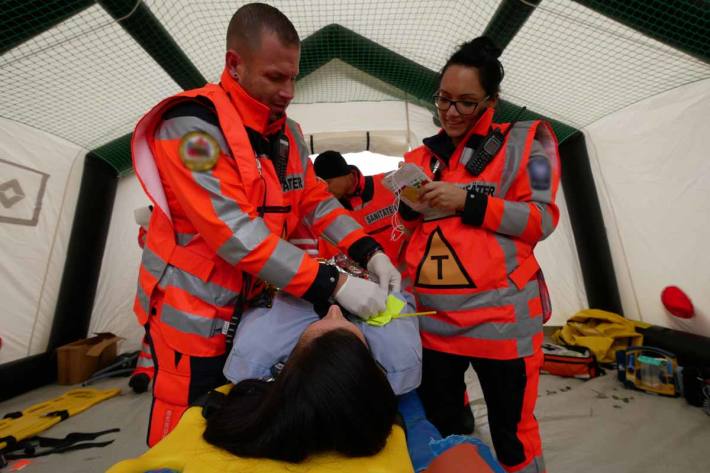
399 37 560 473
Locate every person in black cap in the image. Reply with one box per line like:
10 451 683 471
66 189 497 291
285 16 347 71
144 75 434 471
313 150 356 199
312 151 404 264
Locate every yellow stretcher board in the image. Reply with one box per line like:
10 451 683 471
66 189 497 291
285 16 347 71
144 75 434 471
0 387 120 450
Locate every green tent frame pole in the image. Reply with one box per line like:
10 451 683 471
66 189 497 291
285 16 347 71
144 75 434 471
99 0 206 90
299 24 577 141
559 131 623 314
572 0 710 64
483 0 541 51
300 24 438 102
0 0 94 55
93 22 579 175
48 156 119 352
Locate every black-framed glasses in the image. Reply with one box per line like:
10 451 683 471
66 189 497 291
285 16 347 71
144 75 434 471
433 95 488 115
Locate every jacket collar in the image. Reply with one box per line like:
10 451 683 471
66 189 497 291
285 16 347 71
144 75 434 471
219 68 286 136
351 165 365 197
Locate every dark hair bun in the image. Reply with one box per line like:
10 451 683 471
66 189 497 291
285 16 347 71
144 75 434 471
441 36 504 97
464 36 502 59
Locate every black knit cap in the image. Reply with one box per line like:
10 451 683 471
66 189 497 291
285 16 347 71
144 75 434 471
314 150 351 179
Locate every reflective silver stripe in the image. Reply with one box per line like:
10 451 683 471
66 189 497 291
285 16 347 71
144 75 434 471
305 197 342 227
498 121 535 198
322 214 362 245
257 239 305 288
289 238 318 246
458 146 474 167
495 235 518 275
515 456 545 473
420 309 539 343
141 247 166 280
422 210 456 222
192 167 234 196
136 355 154 368
156 115 230 154
514 287 535 357
175 232 196 246
419 279 541 357
498 201 530 237
418 279 537 313
160 266 239 307
216 218 272 265
191 171 272 266
136 284 150 314
514 279 536 357
161 303 225 338
285 118 311 169
540 204 555 239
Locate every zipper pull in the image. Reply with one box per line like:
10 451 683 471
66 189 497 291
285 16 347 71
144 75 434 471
255 156 262 175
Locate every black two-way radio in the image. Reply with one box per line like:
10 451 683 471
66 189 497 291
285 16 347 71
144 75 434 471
464 106 527 176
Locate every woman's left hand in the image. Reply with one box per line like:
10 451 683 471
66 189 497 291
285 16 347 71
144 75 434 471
420 181 467 212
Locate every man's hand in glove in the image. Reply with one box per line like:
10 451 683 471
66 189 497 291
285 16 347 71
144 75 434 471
366 252 402 293
334 275 388 320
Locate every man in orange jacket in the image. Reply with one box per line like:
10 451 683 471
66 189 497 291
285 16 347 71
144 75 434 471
313 150 404 263
131 3 400 446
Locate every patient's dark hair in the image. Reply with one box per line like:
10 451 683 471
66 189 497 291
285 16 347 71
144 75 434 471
203 328 397 462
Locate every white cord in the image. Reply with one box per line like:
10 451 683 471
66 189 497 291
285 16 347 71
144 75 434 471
389 189 407 242
385 168 411 243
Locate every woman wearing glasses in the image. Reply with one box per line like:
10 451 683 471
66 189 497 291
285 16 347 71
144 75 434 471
399 36 560 473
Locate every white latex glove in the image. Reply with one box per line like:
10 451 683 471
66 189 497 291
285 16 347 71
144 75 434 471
134 206 152 228
366 252 402 293
334 276 387 320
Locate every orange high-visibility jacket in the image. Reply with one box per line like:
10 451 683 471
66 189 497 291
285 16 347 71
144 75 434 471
132 70 373 357
313 169 403 263
344 169 403 263
132 337 154 379
403 108 561 359
287 222 321 257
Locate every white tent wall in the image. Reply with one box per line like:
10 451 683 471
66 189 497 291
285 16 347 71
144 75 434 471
534 187 588 325
288 99 439 152
585 78 710 336
89 174 149 353
0 119 85 363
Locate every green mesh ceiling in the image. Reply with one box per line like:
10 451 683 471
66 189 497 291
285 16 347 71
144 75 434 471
501 0 709 128
1 0 708 174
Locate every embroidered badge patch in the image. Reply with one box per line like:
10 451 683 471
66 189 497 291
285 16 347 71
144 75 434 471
528 155 551 190
179 131 220 172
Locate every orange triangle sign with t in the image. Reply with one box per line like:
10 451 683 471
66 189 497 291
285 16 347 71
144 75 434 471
415 227 475 289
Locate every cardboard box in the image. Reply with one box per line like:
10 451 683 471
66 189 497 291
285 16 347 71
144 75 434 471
56 332 121 385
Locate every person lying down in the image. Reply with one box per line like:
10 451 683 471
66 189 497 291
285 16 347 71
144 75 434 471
206 299 500 472
223 291 423 396
108 300 502 472
206 302 412 462
108 301 415 472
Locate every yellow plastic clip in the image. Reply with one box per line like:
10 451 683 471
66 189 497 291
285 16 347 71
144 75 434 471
366 296 436 327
